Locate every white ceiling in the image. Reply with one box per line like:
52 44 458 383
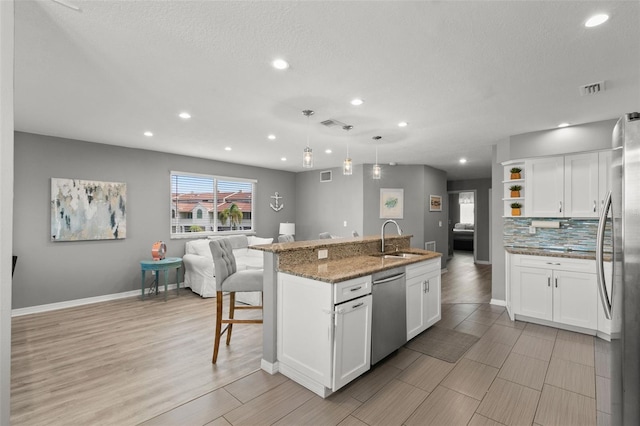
14 1 640 180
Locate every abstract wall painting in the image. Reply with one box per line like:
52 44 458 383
51 178 127 241
380 188 404 219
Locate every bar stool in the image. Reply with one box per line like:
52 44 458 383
209 238 263 364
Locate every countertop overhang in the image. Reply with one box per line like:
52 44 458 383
250 234 410 254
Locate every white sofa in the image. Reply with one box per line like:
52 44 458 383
183 235 272 303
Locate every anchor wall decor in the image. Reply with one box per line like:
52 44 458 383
270 192 284 212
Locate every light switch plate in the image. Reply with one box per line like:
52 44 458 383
318 249 328 259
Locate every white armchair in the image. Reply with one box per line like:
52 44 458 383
183 235 272 300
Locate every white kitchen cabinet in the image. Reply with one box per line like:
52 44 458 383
525 157 564 217
510 254 597 331
564 152 600 218
524 152 609 218
406 259 441 340
512 265 553 321
277 273 372 397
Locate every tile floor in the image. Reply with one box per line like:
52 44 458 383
143 303 610 426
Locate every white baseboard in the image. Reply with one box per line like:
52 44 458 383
490 298 506 307
12 283 183 317
475 260 491 265
260 359 279 375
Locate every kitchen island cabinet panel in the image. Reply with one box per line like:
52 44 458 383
277 273 372 397
406 259 441 340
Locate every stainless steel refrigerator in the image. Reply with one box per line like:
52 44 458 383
597 111 640 426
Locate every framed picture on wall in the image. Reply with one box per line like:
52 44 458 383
51 177 127 241
429 195 442 212
380 188 404 219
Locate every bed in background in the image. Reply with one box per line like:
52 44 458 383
453 223 474 251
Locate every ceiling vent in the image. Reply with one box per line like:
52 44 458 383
580 81 605 96
320 119 348 128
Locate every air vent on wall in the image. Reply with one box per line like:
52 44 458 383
320 119 348 128
580 81 605 96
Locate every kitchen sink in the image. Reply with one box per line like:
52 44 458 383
372 252 423 259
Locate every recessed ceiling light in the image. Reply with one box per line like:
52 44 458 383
272 59 289 70
179 112 191 119
350 98 364 106
585 14 609 27
398 121 408 127
268 134 276 140
325 149 332 154
459 158 467 164
143 131 153 137
558 123 570 128
281 157 287 161
224 147 232 151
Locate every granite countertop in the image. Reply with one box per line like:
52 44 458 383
251 234 410 253
504 246 612 261
277 248 441 283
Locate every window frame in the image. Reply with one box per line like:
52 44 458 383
170 171 256 239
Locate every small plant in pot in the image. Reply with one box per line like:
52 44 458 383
509 185 522 198
510 167 522 180
510 202 522 216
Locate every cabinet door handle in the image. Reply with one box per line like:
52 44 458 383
559 201 562 213
352 302 364 309
555 277 558 288
593 200 597 213
422 280 426 293
350 286 362 292
548 277 551 287
427 279 430 292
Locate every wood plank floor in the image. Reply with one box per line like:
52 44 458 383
11 255 609 425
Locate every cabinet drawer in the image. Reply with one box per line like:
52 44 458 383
334 276 371 304
406 259 440 279
513 254 595 274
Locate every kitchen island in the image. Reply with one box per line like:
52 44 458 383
251 235 441 396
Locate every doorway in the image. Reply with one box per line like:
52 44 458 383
448 190 477 263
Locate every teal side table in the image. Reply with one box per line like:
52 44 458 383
140 257 182 301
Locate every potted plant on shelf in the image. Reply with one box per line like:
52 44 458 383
509 185 522 198
510 167 522 180
511 202 522 216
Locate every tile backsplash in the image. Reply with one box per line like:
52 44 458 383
504 218 612 253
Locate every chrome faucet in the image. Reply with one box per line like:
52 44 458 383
381 220 402 253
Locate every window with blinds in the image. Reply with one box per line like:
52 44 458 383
170 171 255 236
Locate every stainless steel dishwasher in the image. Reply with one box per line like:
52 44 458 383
371 266 407 365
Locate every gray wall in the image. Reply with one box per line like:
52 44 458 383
294 163 448 268
448 178 492 263
294 165 364 241
510 119 616 159
13 132 295 309
362 164 448 269
491 141 510 302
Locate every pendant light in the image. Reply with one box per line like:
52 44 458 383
372 136 382 179
302 110 314 168
342 125 353 175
